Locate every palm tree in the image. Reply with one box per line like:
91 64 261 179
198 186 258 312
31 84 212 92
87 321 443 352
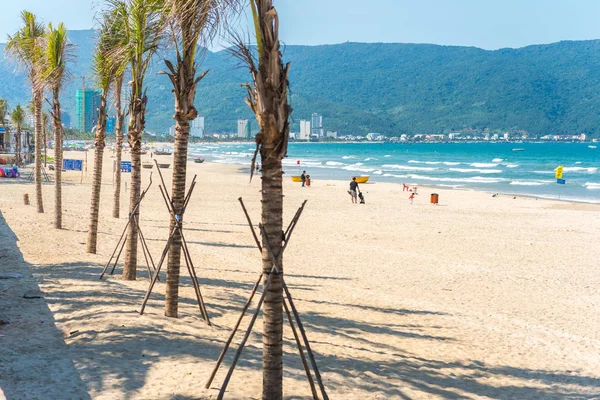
104 0 165 280
231 1 291 397
42 22 73 229
86 30 115 254
10 105 25 167
0 99 9 152
6 11 46 213
112 73 125 219
161 0 236 317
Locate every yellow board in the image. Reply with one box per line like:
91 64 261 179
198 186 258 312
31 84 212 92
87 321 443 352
291 176 303 182
354 176 370 183
555 166 564 179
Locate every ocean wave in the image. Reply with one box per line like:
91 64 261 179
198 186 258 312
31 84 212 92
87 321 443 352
408 160 442 165
584 182 600 190
509 180 551 186
449 168 502 174
563 167 598 173
342 165 376 173
364 157 378 161
382 173 408 178
325 161 345 166
506 164 519 168
342 155 355 159
406 174 506 183
443 162 461 166
492 158 504 162
470 163 499 168
373 170 383 175
382 164 437 171
533 171 554 174
384 155 392 158
437 184 465 188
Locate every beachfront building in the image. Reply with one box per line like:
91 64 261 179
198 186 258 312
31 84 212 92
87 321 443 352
326 130 337 139
106 117 116 134
237 119 251 139
299 120 311 141
311 113 323 138
75 89 102 133
191 117 205 138
367 132 383 141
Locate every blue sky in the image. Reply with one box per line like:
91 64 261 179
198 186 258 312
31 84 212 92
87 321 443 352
2 0 600 49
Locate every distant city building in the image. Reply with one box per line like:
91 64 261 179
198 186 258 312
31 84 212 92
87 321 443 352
61 111 71 128
169 125 177 137
106 117 116 134
367 132 382 141
237 119 251 138
191 117 205 138
75 89 102 132
289 132 297 140
299 120 311 141
311 113 323 137
325 130 337 139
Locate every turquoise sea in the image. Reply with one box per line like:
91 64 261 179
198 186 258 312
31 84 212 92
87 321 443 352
188 142 600 203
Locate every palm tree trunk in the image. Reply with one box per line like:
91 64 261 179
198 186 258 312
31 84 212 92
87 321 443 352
15 128 21 167
113 78 124 219
87 94 108 253
260 146 284 400
165 119 189 318
122 98 145 281
43 123 47 168
34 91 44 213
52 89 63 229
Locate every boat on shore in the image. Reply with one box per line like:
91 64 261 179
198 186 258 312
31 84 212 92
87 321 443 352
291 176 302 182
154 150 172 156
194 158 205 163
142 163 153 169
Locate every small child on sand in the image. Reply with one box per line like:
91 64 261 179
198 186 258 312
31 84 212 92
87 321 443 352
409 192 415 204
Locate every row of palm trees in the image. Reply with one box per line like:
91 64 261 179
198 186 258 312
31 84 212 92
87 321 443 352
6 12 71 228
8 0 291 397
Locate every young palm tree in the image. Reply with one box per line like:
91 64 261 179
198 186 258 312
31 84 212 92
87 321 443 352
43 22 73 229
161 0 236 317
0 99 9 151
6 11 46 213
10 105 25 166
112 73 125 219
104 0 165 280
232 1 291 397
86 33 115 254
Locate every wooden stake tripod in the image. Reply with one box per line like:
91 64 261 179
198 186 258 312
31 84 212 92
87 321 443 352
100 174 158 281
206 198 329 400
139 159 210 324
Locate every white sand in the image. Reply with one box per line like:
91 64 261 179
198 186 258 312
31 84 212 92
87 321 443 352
1 149 600 399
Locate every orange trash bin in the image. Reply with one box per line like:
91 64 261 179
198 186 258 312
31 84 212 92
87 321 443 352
431 193 439 204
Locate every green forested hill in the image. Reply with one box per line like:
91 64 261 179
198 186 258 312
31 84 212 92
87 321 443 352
1 29 600 137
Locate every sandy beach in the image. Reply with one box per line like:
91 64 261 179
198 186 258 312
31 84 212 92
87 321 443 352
1 149 600 399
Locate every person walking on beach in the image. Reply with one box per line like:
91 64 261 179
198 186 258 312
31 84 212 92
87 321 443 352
409 192 415 204
349 177 360 204
301 170 306 187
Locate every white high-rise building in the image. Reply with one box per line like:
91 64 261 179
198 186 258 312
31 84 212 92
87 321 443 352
311 113 323 137
237 119 250 138
299 120 311 141
191 117 205 138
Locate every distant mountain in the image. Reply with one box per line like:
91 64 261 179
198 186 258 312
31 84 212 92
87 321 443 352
1 29 600 137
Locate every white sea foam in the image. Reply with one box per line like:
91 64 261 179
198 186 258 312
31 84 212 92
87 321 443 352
510 180 549 186
449 168 502 174
437 184 465 188
406 174 505 183
342 165 376 173
382 173 408 178
584 182 600 190
342 155 355 159
533 171 554 174
575 162 582 164
325 161 344 166
407 160 441 165
563 167 598 173
373 170 383 175
408 160 421 163
384 155 392 158
492 158 504 162
382 164 437 171
364 157 378 161
443 162 461 166
506 164 519 168
470 163 499 168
